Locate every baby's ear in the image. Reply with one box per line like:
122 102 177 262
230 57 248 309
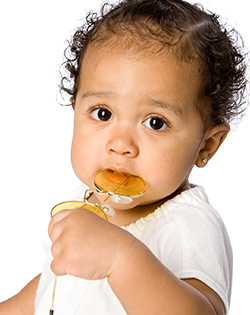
196 124 230 167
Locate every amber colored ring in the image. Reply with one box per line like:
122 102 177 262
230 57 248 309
94 169 146 197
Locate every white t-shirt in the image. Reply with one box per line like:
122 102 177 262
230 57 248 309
35 186 232 314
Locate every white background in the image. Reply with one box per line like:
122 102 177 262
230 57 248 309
0 0 249 313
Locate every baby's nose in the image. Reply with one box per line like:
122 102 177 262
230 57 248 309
105 129 139 157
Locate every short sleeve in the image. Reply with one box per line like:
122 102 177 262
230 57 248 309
139 200 233 313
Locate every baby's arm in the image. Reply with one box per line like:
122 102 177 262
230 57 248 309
49 209 224 315
109 238 225 315
0 274 40 315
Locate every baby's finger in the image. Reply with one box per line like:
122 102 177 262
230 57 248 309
48 220 63 242
48 209 72 238
50 235 74 276
50 252 67 276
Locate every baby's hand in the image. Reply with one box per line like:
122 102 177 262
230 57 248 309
48 209 131 280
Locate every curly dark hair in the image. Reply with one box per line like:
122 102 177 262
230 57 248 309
60 0 248 127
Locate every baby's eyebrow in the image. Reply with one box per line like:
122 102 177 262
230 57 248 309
145 97 185 120
80 91 115 100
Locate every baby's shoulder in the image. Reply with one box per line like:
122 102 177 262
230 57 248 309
140 186 225 243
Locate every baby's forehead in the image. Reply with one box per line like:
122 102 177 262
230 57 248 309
83 32 202 81
80 41 204 111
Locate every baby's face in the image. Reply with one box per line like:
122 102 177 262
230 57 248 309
71 44 205 209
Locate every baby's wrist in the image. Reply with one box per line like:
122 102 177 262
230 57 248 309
107 229 141 280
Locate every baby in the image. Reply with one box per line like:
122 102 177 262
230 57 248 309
0 0 247 314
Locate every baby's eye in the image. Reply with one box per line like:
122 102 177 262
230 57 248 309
91 107 113 122
143 116 168 131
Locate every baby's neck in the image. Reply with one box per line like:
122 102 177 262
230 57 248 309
88 181 191 227
109 198 168 226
